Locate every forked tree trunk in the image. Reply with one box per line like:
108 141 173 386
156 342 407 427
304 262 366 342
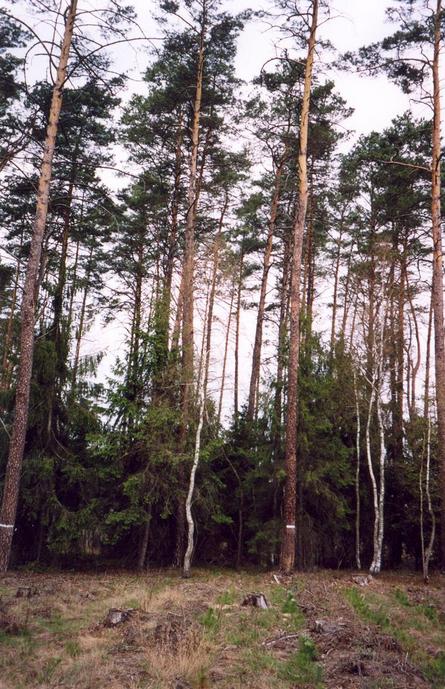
0 0 78 572
280 0 319 574
430 0 445 567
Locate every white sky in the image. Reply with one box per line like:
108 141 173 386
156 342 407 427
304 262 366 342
10 0 433 415
89 0 417 414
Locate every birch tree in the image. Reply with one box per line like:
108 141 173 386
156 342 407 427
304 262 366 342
343 0 445 568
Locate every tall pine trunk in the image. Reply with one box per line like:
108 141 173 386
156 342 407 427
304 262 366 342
430 0 445 566
0 0 78 572
280 0 318 574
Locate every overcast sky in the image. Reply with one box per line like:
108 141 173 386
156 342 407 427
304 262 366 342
122 0 413 138
88 0 417 408
13 0 432 413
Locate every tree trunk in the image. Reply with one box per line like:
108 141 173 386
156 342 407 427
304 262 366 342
137 514 151 571
280 0 318 574
420 298 435 582
330 221 344 355
0 234 23 394
0 0 78 573
217 276 235 425
71 245 93 392
247 148 287 420
234 248 244 425
181 8 206 427
177 5 207 567
353 370 361 570
431 0 445 567
203 194 228 399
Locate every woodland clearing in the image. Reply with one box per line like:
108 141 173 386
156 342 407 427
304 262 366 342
0 569 444 689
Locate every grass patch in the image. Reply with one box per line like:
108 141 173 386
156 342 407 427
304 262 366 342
269 586 305 629
393 588 410 607
36 611 85 638
217 588 236 605
199 607 221 633
65 639 81 658
278 636 323 688
345 587 389 628
345 584 445 689
423 652 445 688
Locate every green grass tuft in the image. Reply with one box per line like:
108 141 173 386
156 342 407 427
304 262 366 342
278 636 323 687
345 587 389 628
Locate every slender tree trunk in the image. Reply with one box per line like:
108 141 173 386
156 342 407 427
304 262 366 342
330 223 344 355
304 178 315 337
0 236 23 393
367 279 387 575
183 284 213 578
71 246 93 392
431 0 445 567
353 370 361 570
217 277 235 425
340 241 354 337
137 513 151 571
247 148 287 420
203 194 228 399
66 237 80 334
171 271 184 355
234 248 244 425
420 297 435 582
0 0 78 572
196 269 211 393
176 6 207 567
161 108 184 361
280 0 318 574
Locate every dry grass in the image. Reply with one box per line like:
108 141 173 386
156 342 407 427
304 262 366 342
0 568 444 688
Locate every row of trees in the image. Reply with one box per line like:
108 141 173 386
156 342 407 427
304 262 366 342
0 0 444 578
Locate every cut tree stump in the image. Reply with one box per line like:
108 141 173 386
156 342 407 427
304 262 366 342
103 608 134 627
16 586 38 598
241 593 269 609
351 575 373 587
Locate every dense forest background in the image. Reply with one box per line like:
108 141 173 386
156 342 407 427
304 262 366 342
0 0 444 578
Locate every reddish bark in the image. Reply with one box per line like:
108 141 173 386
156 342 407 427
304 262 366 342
0 0 78 572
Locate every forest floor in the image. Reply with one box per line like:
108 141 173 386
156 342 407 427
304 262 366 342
0 568 444 689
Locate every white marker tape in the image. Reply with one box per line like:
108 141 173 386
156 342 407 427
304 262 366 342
0 524 14 529
286 524 296 529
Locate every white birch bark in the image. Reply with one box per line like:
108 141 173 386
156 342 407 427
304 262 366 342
353 369 361 569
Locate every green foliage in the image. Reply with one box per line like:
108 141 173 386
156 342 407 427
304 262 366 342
345 588 390 628
199 607 220 633
278 637 323 687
